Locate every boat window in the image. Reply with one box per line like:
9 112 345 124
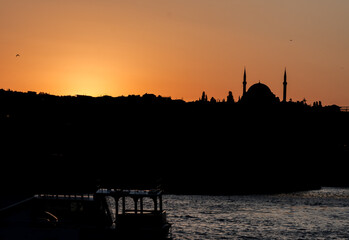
124 197 134 213
142 198 154 212
105 196 116 222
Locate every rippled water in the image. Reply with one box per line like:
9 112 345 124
161 188 349 239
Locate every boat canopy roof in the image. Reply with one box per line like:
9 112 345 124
95 189 162 198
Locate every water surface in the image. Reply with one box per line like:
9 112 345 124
162 188 349 239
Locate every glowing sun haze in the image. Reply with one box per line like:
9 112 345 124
1 0 349 105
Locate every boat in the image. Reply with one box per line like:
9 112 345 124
0 188 172 240
96 188 172 239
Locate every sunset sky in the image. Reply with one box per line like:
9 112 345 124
1 0 349 105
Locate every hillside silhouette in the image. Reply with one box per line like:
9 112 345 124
0 89 348 195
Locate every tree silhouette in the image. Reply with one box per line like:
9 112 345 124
227 91 235 103
200 91 208 102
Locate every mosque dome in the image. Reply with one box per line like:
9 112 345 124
242 82 279 104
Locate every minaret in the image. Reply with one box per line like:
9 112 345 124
283 68 287 102
243 67 247 96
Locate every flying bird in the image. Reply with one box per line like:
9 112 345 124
16 54 20 57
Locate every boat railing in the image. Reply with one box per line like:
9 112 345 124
123 209 165 214
35 193 94 201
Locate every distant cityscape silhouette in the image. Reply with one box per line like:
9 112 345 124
0 69 348 195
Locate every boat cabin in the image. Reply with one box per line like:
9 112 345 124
95 189 171 239
0 189 171 240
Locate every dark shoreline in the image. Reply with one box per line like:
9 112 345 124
1 89 348 196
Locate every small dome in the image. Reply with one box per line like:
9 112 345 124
242 83 278 104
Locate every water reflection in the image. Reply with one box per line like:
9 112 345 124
160 188 349 239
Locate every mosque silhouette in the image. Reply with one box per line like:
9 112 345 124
240 68 287 104
1 66 348 195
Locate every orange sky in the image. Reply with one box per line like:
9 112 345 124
1 0 349 105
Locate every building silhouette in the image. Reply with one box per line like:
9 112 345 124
243 67 247 97
240 68 287 104
283 68 287 102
